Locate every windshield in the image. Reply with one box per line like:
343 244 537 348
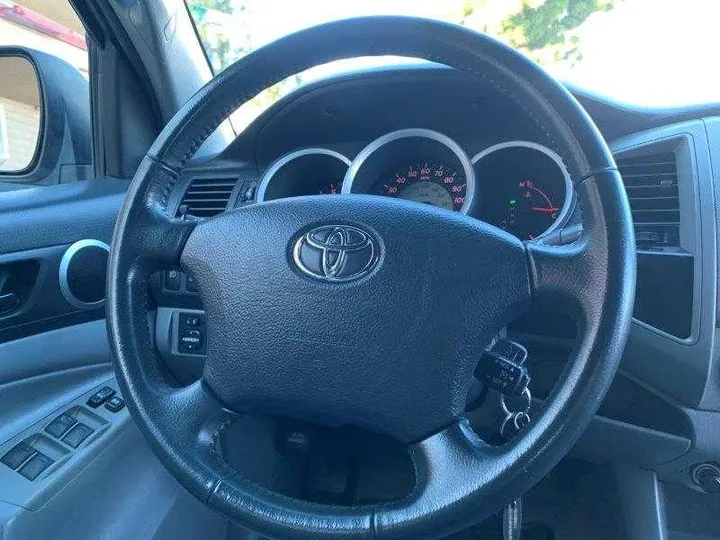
186 0 719 129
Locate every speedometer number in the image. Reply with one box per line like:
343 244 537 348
374 160 467 212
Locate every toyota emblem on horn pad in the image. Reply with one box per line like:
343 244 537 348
293 225 379 282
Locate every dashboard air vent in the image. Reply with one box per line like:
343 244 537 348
616 152 679 249
178 176 237 218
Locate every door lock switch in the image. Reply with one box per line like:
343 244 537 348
86 386 115 408
105 396 125 412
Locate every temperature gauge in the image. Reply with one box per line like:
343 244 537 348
502 179 559 240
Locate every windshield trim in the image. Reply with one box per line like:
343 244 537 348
182 1 217 76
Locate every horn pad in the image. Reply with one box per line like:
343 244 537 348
180 195 531 443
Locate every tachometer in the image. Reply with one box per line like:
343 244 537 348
258 148 350 202
373 160 466 211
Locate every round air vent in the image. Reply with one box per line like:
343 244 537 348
59 239 110 310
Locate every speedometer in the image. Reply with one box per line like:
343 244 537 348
343 128 476 214
373 160 466 211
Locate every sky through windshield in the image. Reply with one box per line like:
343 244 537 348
187 0 720 129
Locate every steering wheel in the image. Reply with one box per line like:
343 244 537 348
107 17 635 540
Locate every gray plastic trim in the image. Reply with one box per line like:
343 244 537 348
471 140 574 239
0 319 110 384
571 414 691 467
58 239 110 310
342 128 476 214
612 464 669 540
611 120 717 408
257 148 351 202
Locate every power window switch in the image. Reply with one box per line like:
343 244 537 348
62 423 94 449
87 386 115 408
105 396 125 412
18 452 54 481
1 443 35 470
45 413 77 439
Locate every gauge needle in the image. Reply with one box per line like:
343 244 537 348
531 206 558 214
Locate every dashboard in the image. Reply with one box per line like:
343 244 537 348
153 64 720 494
1 54 720 509
257 128 573 241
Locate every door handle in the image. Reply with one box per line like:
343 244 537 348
0 292 20 316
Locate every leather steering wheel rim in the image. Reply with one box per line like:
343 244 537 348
107 16 636 540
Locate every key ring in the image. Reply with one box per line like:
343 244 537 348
500 387 532 416
500 388 532 438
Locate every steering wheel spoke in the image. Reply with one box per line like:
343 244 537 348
525 235 597 321
376 420 500 539
135 380 239 502
526 172 634 328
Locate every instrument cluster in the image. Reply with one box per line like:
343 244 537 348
257 129 573 241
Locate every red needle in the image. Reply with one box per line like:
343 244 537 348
531 206 558 214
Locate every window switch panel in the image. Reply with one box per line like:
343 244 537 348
105 396 125 412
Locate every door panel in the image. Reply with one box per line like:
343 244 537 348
0 122 227 540
0 5 231 537
1 422 226 540
0 295 227 539
0 179 126 342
